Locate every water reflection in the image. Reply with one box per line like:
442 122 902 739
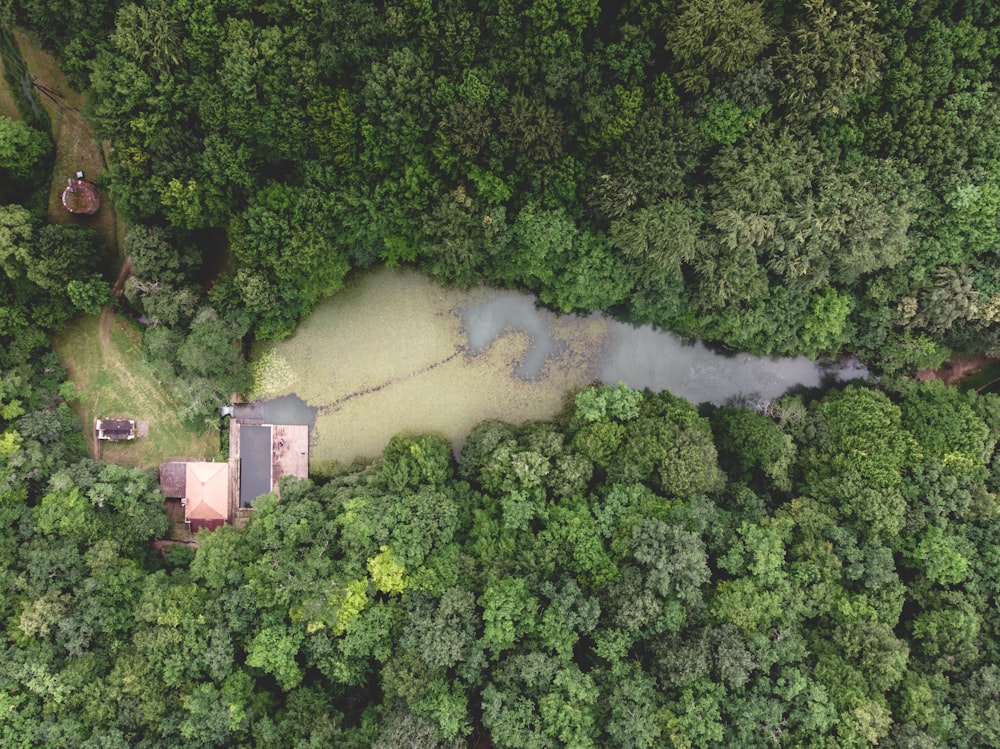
460 291 867 405
460 295 566 379
231 395 317 427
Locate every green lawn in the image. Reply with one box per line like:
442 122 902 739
961 359 1000 394
0 49 21 120
53 311 220 469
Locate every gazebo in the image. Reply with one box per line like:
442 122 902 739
61 171 100 215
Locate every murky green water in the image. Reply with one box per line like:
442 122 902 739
252 269 865 466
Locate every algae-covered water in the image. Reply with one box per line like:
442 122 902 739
251 269 865 466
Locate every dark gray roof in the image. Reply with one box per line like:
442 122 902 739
158 461 188 498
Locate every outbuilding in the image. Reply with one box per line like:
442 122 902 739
95 418 136 441
158 459 232 532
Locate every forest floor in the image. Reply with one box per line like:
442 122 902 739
942 354 1000 393
157 502 198 544
917 353 997 387
12 28 124 262
52 312 220 470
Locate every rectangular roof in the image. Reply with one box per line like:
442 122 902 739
272 424 309 489
158 461 188 498
96 418 135 440
239 425 272 508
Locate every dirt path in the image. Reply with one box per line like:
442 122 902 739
111 256 132 296
68 310 181 461
96 317 175 416
916 353 994 385
93 258 135 422
98 307 114 350
79 308 123 459
151 539 198 552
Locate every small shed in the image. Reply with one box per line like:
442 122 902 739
96 418 135 441
61 171 100 215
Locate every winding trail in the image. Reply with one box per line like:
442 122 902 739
96 257 133 354
111 256 132 296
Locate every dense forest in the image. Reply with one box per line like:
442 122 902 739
3 374 1000 747
7 0 1000 389
2 0 1000 746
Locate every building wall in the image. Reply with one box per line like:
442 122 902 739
189 518 226 533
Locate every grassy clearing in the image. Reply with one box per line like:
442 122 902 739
961 359 1000 393
0 51 21 120
13 29 121 260
255 269 606 466
12 32 210 472
53 311 220 470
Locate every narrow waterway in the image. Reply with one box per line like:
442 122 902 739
462 290 867 406
253 270 866 465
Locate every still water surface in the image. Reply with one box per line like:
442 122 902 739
254 270 866 465
462 290 866 404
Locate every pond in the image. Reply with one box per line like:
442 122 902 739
463 292 867 406
250 269 866 466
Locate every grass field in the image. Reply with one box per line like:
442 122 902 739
9 30 181 469
12 29 123 260
53 311 221 470
254 269 606 466
0 51 21 120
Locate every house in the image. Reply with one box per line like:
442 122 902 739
158 460 188 498
96 418 135 440
158 400 311 528
158 460 231 532
231 421 309 508
183 462 230 532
